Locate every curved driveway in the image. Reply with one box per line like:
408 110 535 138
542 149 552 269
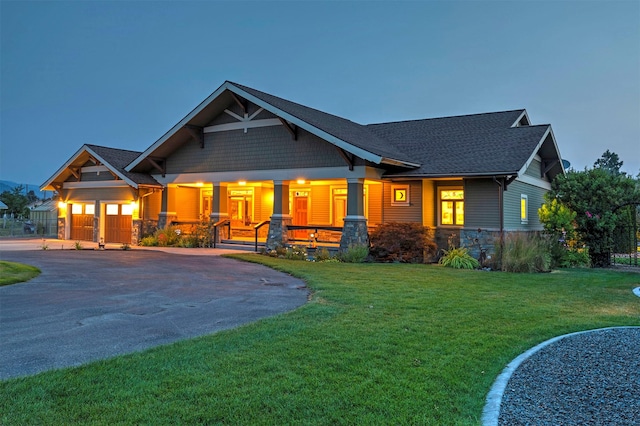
0 247 308 380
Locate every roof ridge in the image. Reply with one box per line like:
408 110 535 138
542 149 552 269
85 144 143 155
367 109 526 127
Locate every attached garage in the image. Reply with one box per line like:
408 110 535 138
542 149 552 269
70 203 94 241
104 203 133 244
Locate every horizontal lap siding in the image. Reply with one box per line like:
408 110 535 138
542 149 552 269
504 180 546 230
166 126 345 174
382 181 422 223
422 180 436 227
311 185 330 225
64 187 134 202
144 192 162 220
176 187 199 221
464 179 500 229
525 159 542 178
79 172 117 182
367 183 382 225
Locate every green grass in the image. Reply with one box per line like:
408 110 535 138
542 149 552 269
2 257 639 425
0 261 40 286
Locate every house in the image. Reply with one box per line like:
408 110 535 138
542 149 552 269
41 81 564 255
29 199 60 236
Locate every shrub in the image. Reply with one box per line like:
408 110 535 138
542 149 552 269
154 226 182 247
285 245 307 261
74 241 83 250
338 244 369 263
439 246 479 269
369 222 437 263
314 247 332 262
496 233 551 273
139 235 158 246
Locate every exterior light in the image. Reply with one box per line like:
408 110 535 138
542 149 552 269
57 201 66 209
196 182 204 187
238 181 247 186
297 179 306 185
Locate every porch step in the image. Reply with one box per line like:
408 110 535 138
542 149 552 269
215 240 264 252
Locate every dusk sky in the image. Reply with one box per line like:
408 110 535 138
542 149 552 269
1 1 639 191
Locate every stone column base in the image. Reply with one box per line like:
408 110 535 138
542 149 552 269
340 216 369 251
131 219 143 245
266 214 292 251
57 217 65 240
158 212 178 229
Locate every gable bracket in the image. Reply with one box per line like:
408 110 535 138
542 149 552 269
541 159 558 177
148 157 166 178
278 118 297 140
184 125 204 148
69 168 80 180
231 93 247 115
337 148 355 171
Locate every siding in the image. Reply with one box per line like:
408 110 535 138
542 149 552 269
79 172 117 182
259 186 273 220
421 180 436 227
165 126 345 174
310 185 331 225
175 187 200 221
503 180 546 230
464 179 500 229
367 183 383 225
382 181 422 223
525 159 541 178
144 192 162 220
64 187 135 202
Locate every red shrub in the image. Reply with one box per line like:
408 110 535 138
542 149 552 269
369 222 437 263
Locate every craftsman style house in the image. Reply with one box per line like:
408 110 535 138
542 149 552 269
41 81 564 254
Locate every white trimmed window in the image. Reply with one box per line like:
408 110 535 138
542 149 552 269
440 189 464 225
391 184 410 206
521 194 528 223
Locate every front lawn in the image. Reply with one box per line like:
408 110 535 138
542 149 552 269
1 257 639 425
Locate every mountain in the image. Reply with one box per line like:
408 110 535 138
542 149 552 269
0 180 50 197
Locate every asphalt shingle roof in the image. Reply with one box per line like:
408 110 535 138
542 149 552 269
366 111 549 177
229 82 415 164
86 145 161 186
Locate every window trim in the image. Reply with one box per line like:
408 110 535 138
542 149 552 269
520 194 528 224
391 184 410 206
439 187 464 226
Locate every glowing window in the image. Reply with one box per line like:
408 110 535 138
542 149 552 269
106 204 119 215
521 195 528 223
121 204 134 216
71 204 83 215
84 204 95 215
440 189 464 225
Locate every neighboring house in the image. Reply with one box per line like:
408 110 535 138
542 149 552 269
29 199 60 236
0 200 7 211
41 81 564 255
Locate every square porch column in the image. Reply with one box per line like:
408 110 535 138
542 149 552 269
340 178 369 251
266 180 292 250
158 186 177 229
210 183 229 241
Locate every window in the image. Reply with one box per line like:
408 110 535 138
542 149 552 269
71 204 83 215
121 203 134 216
84 204 95 215
521 194 528 223
440 189 464 225
106 204 119 215
391 184 410 206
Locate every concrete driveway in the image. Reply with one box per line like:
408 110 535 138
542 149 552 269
0 246 308 380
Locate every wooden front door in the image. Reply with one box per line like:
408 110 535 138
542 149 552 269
105 204 132 244
333 195 347 227
293 196 308 239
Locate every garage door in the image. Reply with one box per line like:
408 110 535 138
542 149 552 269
70 203 94 241
105 204 132 244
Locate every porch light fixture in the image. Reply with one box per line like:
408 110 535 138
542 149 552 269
57 201 66 209
296 179 306 185
238 181 247 186
196 182 204 187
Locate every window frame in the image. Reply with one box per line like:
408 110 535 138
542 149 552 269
439 187 465 226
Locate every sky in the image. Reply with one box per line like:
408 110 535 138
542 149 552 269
1 0 639 191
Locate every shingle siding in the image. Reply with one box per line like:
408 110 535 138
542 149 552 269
64 187 134 201
165 126 345 174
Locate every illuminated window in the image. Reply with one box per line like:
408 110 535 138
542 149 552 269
121 203 134 216
521 194 528 223
106 204 119 215
84 204 95 215
441 189 464 225
71 204 83 215
391 184 409 206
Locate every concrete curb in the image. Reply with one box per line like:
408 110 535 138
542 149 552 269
481 326 640 426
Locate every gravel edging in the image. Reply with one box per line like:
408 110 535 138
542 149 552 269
482 326 640 426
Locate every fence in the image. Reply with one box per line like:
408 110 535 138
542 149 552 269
0 217 58 238
611 223 639 267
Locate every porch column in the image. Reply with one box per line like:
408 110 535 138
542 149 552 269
266 180 292 250
210 183 229 241
93 200 101 243
158 186 177 229
340 178 369 250
57 200 68 240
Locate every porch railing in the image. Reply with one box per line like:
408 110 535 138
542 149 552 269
286 225 343 246
212 219 231 248
253 220 270 252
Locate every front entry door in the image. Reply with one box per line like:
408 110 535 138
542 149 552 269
293 196 308 239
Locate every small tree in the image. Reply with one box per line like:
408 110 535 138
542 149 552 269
549 163 640 267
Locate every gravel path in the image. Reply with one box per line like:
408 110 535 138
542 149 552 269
486 327 640 425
